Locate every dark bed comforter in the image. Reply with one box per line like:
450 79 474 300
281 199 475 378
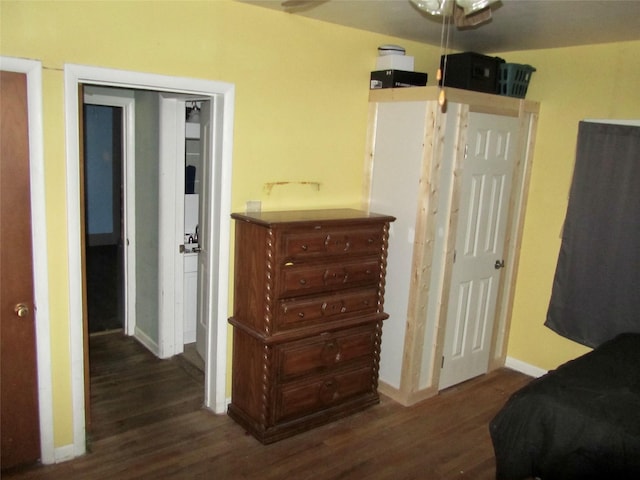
490 333 640 480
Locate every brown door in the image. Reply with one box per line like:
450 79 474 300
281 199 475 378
0 70 41 469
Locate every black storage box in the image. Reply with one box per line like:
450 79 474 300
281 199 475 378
439 52 504 94
370 70 428 89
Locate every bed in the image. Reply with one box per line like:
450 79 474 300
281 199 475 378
490 332 640 480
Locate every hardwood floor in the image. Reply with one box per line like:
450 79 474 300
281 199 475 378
5 333 532 480
87 332 205 442
86 245 123 333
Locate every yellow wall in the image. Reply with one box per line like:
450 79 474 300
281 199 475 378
0 0 440 449
501 41 640 370
3 0 639 452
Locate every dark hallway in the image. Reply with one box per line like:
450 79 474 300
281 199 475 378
86 245 123 333
83 103 124 334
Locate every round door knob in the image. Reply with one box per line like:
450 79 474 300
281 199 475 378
15 303 29 318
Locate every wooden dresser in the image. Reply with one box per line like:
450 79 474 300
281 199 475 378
227 209 395 443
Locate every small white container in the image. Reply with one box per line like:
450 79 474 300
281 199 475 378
376 55 415 72
378 44 406 56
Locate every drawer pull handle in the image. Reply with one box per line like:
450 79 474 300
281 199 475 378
368 238 374 244
319 377 339 403
323 270 337 282
365 269 372 275
343 241 350 252
301 244 308 251
340 306 347 313
322 341 340 364
299 279 307 285
321 302 328 312
298 312 305 318
324 234 331 247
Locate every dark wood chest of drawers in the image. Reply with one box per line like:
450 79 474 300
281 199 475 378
227 209 395 443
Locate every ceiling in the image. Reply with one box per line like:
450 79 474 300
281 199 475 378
241 0 640 53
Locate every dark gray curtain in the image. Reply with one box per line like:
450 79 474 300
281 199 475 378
545 121 640 348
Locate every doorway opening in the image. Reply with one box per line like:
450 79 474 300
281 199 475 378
83 103 125 334
81 86 215 438
82 87 216 442
65 65 234 456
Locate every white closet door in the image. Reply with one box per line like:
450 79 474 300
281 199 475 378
439 113 519 390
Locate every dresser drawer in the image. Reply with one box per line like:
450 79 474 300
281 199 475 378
276 325 377 381
274 365 375 423
279 258 381 298
280 226 385 260
276 288 378 332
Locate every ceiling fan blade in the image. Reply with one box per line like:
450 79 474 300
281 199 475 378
454 3 492 28
456 0 499 16
281 0 328 10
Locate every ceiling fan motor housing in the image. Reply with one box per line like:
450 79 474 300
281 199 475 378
411 0 498 16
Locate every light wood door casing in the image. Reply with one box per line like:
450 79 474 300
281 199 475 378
0 70 41 469
365 87 539 405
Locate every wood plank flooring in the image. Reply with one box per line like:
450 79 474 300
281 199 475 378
5 332 532 480
86 245 123 333
87 332 205 443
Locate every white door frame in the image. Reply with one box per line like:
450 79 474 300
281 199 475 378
0 56 54 464
83 87 137 336
64 64 234 458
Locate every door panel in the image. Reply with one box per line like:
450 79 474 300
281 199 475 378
196 100 213 361
158 95 187 357
0 70 40 469
439 113 519 390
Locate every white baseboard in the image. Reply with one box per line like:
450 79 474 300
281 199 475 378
134 326 160 356
505 356 548 378
54 444 75 464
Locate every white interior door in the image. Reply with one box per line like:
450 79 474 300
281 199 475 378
196 100 213 360
439 113 519 390
158 95 186 357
